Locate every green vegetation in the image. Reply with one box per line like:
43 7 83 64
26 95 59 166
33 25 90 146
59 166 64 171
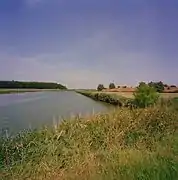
97 81 178 93
148 81 164 93
109 83 116 89
0 104 178 180
77 88 160 109
0 81 67 90
97 84 105 91
133 82 159 108
77 91 129 106
0 85 178 179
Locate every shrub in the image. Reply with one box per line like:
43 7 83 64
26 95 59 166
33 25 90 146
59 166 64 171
109 83 116 89
170 85 177 88
134 83 159 108
148 81 164 93
78 91 123 106
138 82 146 87
97 84 105 91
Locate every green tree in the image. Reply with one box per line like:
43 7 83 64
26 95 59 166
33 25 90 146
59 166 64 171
170 85 176 88
0 81 67 89
109 83 116 89
148 81 164 93
97 84 105 91
133 83 159 108
138 81 146 87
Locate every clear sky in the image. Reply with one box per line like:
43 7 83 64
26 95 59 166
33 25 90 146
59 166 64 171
0 0 178 88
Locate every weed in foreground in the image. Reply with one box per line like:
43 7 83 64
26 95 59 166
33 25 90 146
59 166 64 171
0 106 178 180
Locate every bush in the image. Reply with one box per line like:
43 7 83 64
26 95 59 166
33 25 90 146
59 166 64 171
109 83 116 89
138 82 146 87
148 81 164 93
134 83 159 108
97 84 105 91
170 85 177 88
78 91 123 106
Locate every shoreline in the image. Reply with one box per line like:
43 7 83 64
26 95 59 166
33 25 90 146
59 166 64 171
76 90 133 107
0 89 68 94
0 105 178 179
0 89 42 94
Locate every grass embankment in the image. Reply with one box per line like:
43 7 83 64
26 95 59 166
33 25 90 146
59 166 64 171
0 89 68 94
0 103 178 179
77 91 131 107
77 91 178 107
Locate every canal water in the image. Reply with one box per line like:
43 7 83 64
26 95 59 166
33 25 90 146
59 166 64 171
0 91 110 135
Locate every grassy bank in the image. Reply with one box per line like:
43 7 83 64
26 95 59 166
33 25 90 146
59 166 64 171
0 89 68 94
76 90 131 107
0 104 178 180
77 91 178 108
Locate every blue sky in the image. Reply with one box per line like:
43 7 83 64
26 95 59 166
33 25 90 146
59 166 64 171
0 0 178 88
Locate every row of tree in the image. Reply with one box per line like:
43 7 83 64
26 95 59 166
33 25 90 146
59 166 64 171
97 83 128 91
138 81 165 93
97 81 175 93
97 83 115 91
0 81 67 89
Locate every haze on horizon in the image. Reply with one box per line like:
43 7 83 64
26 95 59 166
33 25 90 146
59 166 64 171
0 0 178 89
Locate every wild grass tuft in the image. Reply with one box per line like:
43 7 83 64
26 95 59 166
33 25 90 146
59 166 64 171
0 105 178 180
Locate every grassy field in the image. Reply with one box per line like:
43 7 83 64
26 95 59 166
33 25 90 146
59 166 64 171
101 91 178 99
101 91 134 98
0 103 178 179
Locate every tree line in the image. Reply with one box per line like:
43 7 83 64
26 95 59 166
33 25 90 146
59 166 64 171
97 81 176 93
0 81 67 89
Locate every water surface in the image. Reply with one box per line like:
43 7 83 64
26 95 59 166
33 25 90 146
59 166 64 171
0 91 110 135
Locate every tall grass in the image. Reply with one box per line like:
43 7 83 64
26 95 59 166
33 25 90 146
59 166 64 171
0 105 178 180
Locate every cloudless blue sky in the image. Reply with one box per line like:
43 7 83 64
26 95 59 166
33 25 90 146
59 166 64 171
0 0 178 88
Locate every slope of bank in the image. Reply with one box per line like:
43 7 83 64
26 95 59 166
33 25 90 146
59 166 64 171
77 90 178 107
76 90 132 107
0 89 68 94
0 105 178 180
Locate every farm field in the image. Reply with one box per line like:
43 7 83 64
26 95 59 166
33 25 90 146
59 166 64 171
100 91 178 99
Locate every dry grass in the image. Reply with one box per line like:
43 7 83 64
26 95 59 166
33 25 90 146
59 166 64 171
0 105 178 180
101 92 134 98
160 93 178 98
102 91 178 99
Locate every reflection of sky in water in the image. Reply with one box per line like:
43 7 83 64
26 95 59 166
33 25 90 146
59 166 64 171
0 92 46 107
0 91 110 136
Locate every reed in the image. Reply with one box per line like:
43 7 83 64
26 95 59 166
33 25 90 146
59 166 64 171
0 104 178 180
